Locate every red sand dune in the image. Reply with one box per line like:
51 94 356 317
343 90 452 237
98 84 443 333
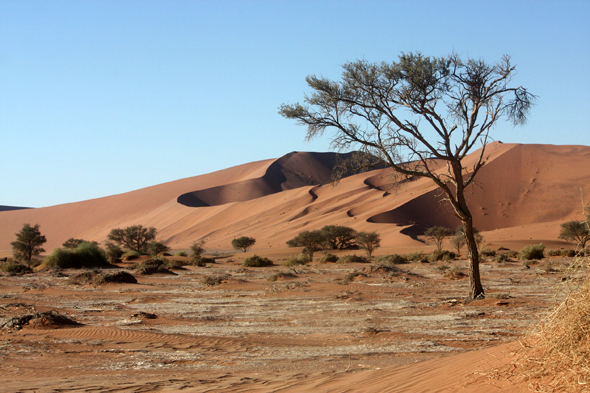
1 143 589 254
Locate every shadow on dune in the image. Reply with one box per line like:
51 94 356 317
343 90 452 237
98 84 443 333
177 152 354 207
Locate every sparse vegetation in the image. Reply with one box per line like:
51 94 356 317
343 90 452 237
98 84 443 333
374 254 407 266
337 254 369 264
231 236 256 253
0 260 33 275
479 247 496 258
520 243 545 260
444 266 466 280
283 253 310 266
404 251 425 262
121 250 141 260
267 271 296 282
11 223 47 264
356 231 381 257
428 249 456 262
174 251 188 257
319 253 339 263
243 255 273 267
201 274 229 286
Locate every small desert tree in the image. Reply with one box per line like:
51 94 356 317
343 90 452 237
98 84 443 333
357 231 381 257
147 241 170 256
232 236 256 253
450 233 466 256
424 226 454 251
558 220 590 250
286 230 326 260
321 225 357 250
189 240 206 265
107 225 157 253
11 223 47 264
280 52 535 299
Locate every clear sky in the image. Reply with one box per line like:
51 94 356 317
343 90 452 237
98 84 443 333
1 0 589 208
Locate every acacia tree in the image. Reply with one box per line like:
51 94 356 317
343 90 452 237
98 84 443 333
286 230 326 260
357 231 381 257
11 223 47 264
424 226 454 251
321 225 357 250
558 221 590 250
107 225 157 253
280 52 535 299
232 236 256 253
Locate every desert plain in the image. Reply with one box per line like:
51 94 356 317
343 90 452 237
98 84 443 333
1 142 590 392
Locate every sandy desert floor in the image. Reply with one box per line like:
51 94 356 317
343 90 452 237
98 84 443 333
0 248 575 392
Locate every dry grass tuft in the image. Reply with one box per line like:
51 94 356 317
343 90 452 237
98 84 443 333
490 254 590 392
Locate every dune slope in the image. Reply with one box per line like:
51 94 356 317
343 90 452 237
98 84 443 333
1 143 589 253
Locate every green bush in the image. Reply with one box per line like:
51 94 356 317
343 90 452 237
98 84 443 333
428 249 456 262
243 255 273 267
0 261 33 275
337 254 369 264
479 247 496 257
174 251 188 257
507 250 519 259
121 250 141 261
283 253 310 266
136 257 171 275
319 253 339 263
374 254 407 266
42 242 109 269
547 249 561 257
165 259 188 269
190 256 215 267
519 243 545 260
494 254 510 263
405 251 425 262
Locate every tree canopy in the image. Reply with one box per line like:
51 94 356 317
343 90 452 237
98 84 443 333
356 231 381 257
559 220 590 250
232 236 256 253
11 223 47 263
280 52 535 299
107 225 157 253
424 226 454 251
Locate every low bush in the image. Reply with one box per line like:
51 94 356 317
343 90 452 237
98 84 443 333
547 249 561 257
121 250 141 261
136 257 172 275
494 254 510 263
95 271 138 285
374 254 407 266
267 272 297 281
405 251 425 262
428 250 456 262
561 249 577 257
283 253 310 266
190 256 215 267
165 259 187 270
174 251 188 257
520 243 545 260
42 242 109 269
337 254 369 264
201 274 230 286
0 261 33 275
444 266 466 280
319 253 339 263
479 247 496 257
507 250 519 259
243 255 273 267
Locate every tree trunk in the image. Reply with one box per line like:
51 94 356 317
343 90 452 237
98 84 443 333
462 216 484 299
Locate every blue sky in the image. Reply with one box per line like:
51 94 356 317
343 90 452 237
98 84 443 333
1 0 589 207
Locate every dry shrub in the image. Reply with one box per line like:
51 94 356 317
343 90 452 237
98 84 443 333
443 266 465 280
491 255 590 392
